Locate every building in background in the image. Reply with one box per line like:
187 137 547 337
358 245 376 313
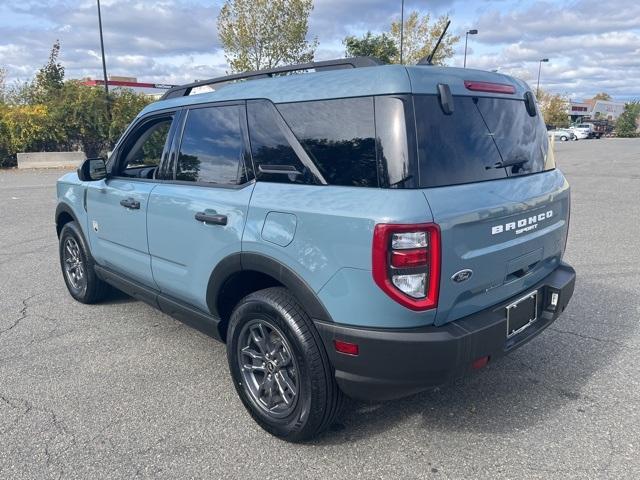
569 99 626 122
80 76 175 99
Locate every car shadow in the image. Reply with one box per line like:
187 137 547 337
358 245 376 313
312 276 635 445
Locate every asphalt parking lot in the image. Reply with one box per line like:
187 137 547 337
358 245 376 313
1 138 639 479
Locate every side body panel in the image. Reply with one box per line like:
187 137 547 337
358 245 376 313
85 178 157 287
244 182 437 328
147 183 255 311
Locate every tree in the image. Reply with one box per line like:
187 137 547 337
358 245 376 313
344 32 398 64
536 89 570 128
592 92 612 101
217 0 317 73
31 40 65 103
390 12 459 65
615 101 640 137
0 67 6 104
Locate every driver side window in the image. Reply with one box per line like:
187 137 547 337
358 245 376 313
118 117 173 178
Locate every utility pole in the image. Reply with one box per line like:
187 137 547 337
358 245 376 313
463 29 478 68
537 58 549 98
97 0 110 119
400 0 405 65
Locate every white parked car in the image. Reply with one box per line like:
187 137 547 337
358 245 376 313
549 129 577 141
570 124 591 139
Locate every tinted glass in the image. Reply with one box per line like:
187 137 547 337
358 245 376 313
122 119 172 175
277 98 378 187
414 95 506 187
375 96 419 188
475 97 553 176
177 105 246 184
247 100 318 185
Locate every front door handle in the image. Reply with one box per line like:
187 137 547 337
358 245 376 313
195 212 228 226
120 198 140 210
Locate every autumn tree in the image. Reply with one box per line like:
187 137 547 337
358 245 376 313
615 101 640 137
536 89 569 128
217 0 318 73
390 12 459 65
31 40 65 103
344 32 398 64
592 92 612 101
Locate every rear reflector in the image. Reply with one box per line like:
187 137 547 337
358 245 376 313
464 80 516 94
391 249 428 268
334 340 359 356
472 356 490 370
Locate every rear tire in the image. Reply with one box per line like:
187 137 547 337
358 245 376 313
226 287 343 442
560 135 568 141
59 221 109 304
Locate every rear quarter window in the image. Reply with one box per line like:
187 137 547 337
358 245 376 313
276 98 378 187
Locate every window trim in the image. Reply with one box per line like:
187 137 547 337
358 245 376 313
109 110 177 181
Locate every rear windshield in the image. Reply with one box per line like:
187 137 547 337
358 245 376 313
414 95 554 188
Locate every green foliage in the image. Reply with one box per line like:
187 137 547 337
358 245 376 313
615 101 640 138
536 89 570 128
390 12 459 65
217 0 317 72
344 32 398 64
30 40 66 104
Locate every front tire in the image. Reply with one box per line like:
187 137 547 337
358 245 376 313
560 135 568 141
59 221 109 304
226 287 343 442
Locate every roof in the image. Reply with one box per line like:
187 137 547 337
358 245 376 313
140 64 530 117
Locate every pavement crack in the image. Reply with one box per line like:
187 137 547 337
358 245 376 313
0 293 44 337
548 327 631 350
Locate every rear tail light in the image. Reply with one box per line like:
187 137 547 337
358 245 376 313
372 223 441 310
464 80 516 94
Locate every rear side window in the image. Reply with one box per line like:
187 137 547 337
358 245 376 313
414 95 506 187
277 98 378 187
176 105 247 184
246 100 319 185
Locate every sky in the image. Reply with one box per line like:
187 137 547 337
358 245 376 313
0 0 639 101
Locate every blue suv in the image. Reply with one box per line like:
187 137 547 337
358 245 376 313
56 57 576 441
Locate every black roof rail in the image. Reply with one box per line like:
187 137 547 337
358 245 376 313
160 57 383 100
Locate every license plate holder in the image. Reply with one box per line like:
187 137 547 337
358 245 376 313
506 290 538 338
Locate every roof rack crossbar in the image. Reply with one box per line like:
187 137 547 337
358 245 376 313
160 56 383 100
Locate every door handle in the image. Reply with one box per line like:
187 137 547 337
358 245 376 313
195 212 228 226
120 198 140 210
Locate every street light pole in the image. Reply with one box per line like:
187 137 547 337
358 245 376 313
399 0 405 65
536 58 549 98
97 0 109 98
463 29 478 68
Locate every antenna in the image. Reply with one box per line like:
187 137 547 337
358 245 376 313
418 20 451 65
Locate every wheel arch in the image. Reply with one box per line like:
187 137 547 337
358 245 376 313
55 202 80 238
207 253 333 341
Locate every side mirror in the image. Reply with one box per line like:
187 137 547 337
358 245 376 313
78 157 107 181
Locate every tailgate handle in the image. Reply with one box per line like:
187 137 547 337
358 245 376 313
507 261 539 282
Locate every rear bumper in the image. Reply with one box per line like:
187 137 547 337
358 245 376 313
315 262 576 402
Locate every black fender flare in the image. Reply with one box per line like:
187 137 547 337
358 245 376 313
55 202 81 237
206 252 333 323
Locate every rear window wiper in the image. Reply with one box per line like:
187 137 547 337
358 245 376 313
486 158 528 170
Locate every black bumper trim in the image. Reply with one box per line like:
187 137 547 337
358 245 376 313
315 262 576 402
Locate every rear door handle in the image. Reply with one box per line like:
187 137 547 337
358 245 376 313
195 212 228 226
120 198 140 210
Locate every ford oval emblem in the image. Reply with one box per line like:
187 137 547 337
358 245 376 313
452 269 473 283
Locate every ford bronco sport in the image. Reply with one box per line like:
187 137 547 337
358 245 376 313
56 57 575 441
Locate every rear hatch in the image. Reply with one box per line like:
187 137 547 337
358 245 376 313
412 91 569 326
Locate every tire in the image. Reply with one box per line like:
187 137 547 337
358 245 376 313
226 287 343 442
560 135 568 141
59 221 109 304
